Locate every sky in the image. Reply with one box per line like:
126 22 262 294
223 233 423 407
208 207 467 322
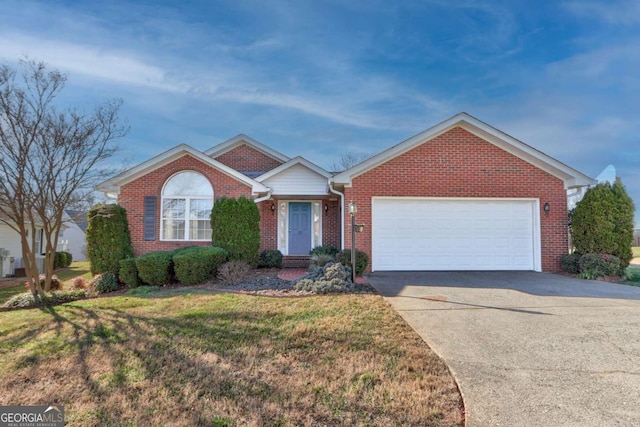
0 0 638 223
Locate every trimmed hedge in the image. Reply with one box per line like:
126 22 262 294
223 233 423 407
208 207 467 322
119 257 141 288
259 250 283 268
173 246 228 285
310 245 339 257
135 251 174 285
336 249 369 276
54 251 72 269
92 272 119 294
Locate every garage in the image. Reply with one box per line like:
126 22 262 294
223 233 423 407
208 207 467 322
371 198 540 271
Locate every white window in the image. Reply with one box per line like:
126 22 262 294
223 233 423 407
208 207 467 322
161 171 213 241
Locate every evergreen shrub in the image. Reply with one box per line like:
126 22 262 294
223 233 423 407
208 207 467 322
173 246 228 285
86 204 134 275
336 249 369 276
259 250 283 268
135 251 174 285
119 257 140 288
211 196 260 267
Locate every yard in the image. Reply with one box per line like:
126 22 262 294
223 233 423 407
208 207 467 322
0 288 464 426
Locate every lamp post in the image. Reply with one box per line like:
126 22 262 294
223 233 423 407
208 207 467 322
348 201 357 283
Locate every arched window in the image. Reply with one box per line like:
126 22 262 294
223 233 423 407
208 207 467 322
161 171 213 241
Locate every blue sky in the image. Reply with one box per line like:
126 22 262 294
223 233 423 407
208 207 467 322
1 0 638 222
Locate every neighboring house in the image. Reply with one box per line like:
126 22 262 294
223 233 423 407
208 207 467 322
59 210 88 261
0 212 46 277
96 113 595 272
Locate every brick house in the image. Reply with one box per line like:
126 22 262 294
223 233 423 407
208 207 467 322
97 113 595 272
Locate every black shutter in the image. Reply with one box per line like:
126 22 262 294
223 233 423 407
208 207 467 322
143 196 156 241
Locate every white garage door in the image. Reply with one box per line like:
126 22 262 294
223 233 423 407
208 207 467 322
372 198 540 271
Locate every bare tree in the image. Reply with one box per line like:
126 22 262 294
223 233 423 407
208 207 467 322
329 151 375 172
0 59 127 296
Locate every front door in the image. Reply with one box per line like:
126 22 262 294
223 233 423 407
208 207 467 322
288 202 312 255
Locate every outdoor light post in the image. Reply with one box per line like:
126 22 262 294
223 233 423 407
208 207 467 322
348 201 357 283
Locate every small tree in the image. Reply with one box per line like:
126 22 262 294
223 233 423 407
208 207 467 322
571 180 635 269
211 196 260 267
0 59 127 296
86 204 134 275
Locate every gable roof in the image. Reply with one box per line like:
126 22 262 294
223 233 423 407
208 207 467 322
331 112 596 189
205 134 291 163
255 156 332 182
96 144 269 194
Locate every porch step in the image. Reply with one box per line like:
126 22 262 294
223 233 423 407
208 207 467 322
282 256 310 269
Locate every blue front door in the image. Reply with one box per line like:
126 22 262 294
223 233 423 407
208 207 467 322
288 202 312 255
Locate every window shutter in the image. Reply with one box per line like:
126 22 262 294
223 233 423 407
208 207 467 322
143 196 156 241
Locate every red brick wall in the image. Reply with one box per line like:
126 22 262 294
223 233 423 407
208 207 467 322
213 144 284 173
322 200 342 249
118 154 252 256
344 127 568 272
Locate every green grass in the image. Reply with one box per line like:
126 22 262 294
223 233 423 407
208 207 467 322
0 291 463 426
633 246 640 258
624 265 640 286
55 261 92 285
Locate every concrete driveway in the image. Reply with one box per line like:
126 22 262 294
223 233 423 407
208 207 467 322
367 271 640 427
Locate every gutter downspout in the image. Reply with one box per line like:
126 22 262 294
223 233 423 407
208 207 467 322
328 180 345 249
253 189 273 204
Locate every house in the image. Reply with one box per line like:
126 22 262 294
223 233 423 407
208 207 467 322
59 210 89 261
96 113 595 272
0 212 46 277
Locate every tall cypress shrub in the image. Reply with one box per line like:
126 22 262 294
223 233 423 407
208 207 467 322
211 196 260 267
571 180 635 268
611 178 635 268
86 203 134 275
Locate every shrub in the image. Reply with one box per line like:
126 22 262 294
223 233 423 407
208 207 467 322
310 245 339 257
135 251 174 285
571 180 636 269
294 262 354 294
336 249 369 276
560 253 581 274
70 277 88 290
310 253 334 269
53 251 73 268
217 260 251 285
91 272 119 294
173 246 228 285
578 253 623 279
86 204 134 275
611 179 635 269
259 250 283 268
119 258 141 288
211 196 260 267
2 290 88 308
24 274 62 292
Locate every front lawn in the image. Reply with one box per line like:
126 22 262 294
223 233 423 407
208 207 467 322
0 291 463 426
633 246 640 258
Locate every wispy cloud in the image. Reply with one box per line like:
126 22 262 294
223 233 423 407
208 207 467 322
0 33 189 92
563 0 640 25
